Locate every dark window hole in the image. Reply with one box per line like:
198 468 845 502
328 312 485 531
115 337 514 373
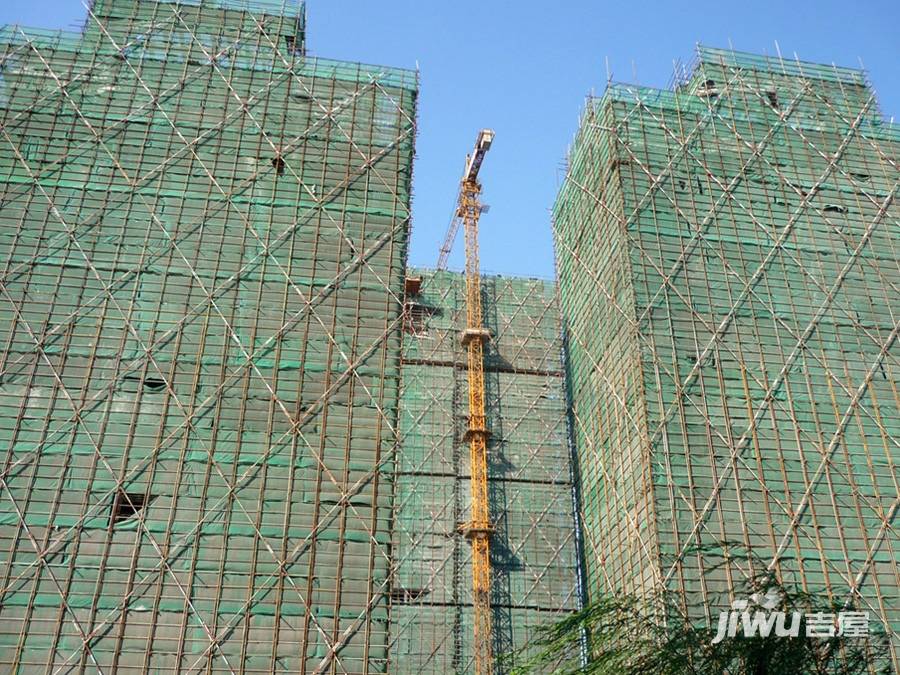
123 375 167 393
390 587 429 603
111 490 151 526
143 378 166 393
691 354 715 368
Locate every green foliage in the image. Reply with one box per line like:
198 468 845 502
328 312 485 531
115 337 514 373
504 573 890 675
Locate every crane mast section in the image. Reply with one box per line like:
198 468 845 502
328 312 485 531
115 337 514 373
460 129 495 675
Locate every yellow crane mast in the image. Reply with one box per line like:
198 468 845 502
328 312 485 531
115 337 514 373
436 129 495 675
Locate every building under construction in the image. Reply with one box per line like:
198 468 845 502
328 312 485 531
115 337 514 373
0 0 579 672
0 0 419 671
393 270 578 672
554 46 898 667
0 0 898 671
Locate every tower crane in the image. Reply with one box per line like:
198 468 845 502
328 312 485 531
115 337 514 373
436 129 495 675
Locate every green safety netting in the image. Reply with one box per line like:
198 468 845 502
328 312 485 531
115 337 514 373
554 44 899 669
391 270 579 673
0 0 415 671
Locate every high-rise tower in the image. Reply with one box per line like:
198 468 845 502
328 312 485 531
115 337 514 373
0 1 416 671
554 46 898 667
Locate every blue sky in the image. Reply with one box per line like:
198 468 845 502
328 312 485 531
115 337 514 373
2 0 898 278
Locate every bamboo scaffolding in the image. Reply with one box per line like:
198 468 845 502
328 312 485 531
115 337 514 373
390 270 580 673
0 1 417 672
553 44 899 670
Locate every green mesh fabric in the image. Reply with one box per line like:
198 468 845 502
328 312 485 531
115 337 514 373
554 45 899 668
0 0 415 671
